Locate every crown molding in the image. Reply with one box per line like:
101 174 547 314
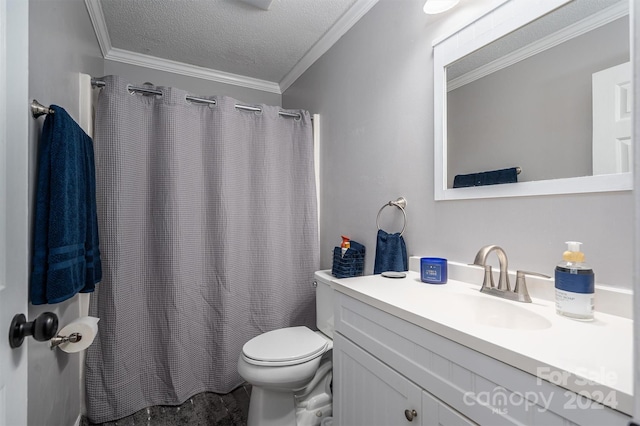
447 1 628 91
85 0 376 95
85 0 112 57
85 0 280 94
279 0 380 92
104 48 282 94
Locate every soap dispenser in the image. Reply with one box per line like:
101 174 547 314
554 241 594 321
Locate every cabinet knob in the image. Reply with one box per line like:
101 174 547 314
404 409 418 421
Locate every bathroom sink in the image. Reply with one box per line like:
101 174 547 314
455 293 552 330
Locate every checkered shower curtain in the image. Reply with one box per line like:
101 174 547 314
85 75 319 423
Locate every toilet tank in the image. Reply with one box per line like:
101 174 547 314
314 270 335 339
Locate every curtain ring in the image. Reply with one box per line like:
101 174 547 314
376 197 407 236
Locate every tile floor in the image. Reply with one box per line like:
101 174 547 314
81 385 251 426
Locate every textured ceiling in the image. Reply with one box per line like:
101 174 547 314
98 0 360 84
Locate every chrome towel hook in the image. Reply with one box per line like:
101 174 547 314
376 197 407 236
31 99 54 118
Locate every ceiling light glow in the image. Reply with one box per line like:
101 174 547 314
423 0 460 14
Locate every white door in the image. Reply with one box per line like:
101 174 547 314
0 0 29 425
592 61 632 175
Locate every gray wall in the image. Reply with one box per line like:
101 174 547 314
283 0 634 291
28 1 103 425
447 17 629 185
104 61 282 105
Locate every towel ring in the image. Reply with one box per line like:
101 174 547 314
376 197 407 236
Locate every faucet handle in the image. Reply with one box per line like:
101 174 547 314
514 270 551 303
517 270 551 279
468 263 495 290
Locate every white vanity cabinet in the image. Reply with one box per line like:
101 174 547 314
333 291 629 426
335 332 475 426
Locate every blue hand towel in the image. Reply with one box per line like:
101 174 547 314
374 229 408 274
453 167 518 188
31 105 102 305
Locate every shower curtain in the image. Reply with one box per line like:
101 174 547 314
85 76 319 423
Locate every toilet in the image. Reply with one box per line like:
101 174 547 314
237 270 335 426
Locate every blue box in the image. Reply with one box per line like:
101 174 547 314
420 257 448 284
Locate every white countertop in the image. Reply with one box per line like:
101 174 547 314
328 270 633 415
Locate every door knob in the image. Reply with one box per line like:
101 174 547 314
404 409 418 421
8 312 58 348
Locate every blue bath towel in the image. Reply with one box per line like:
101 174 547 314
453 167 518 188
374 229 408 274
31 105 102 305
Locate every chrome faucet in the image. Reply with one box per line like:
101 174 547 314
472 245 511 292
471 245 549 303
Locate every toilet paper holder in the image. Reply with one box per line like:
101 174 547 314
49 316 99 352
49 332 82 350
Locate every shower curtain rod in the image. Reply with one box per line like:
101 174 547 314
90 79 303 120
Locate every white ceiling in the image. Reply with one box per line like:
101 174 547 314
86 0 379 94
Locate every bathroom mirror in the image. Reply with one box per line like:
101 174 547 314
433 0 632 200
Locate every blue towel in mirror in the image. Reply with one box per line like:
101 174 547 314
374 229 408 274
30 105 102 305
453 167 518 188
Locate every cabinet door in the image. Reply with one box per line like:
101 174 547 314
422 391 477 426
334 333 422 426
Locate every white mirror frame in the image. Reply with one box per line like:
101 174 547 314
433 0 632 201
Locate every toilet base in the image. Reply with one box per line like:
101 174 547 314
295 367 333 426
246 385 333 426
247 387 297 426
246 357 333 426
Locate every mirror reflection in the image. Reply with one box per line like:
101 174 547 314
445 0 630 189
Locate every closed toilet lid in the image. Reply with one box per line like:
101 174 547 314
242 326 328 366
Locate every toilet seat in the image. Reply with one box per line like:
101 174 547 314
242 326 328 367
